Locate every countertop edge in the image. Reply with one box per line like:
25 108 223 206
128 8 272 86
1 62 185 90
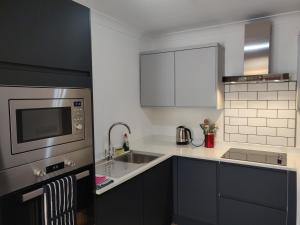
95 151 296 196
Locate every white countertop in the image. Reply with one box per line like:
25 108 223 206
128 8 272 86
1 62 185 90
95 135 300 224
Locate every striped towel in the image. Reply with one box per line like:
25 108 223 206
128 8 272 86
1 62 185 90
42 175 77 225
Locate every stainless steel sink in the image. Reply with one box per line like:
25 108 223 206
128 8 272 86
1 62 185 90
114 150 162 164
96 150 163 178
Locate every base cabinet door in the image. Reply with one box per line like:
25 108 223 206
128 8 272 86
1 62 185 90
143 159 173 225
176 157 217 225
95 176 143 225
219 198 286 225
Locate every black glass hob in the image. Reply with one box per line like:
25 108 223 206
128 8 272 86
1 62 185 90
222 148 287 166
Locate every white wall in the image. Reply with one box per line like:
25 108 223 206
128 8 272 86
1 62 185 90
140 12 300 146
91 11 152 160
90 9 300 157
142 12 300 79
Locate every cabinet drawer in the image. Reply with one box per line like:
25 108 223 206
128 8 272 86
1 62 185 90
219 163 287 210
219 198 286 225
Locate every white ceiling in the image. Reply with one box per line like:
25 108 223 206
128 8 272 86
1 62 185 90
77 0 300 35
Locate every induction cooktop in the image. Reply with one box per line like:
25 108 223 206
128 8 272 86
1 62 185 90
222 148 287 166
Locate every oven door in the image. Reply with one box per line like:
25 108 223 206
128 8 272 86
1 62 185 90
9 99 85 154
0 167 94 225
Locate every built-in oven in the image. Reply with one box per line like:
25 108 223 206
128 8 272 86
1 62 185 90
0 165 95 225
0 86 95 225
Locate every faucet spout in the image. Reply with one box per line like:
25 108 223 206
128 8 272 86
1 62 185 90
107 122 131 160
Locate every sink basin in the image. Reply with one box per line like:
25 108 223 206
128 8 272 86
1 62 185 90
114 150 162 164
95 150 163 178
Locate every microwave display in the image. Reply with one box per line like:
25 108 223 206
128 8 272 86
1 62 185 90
16 107 72 143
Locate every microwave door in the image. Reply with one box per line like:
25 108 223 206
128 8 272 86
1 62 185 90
9 99 84 154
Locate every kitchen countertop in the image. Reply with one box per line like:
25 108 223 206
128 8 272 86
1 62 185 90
96 136 300 194
95 135 300 224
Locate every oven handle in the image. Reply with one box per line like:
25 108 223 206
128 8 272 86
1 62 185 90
22 170 90 203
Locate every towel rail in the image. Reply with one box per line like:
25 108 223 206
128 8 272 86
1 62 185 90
22 170 90 202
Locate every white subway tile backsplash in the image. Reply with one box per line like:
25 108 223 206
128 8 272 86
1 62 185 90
225 92 238 100
267 136 287 146
225 125 238 134
257 127 276 136
224 133 230 142
231 101 247 108
224 101 230 108
288 138 295 147
268 82 289 91
277 110 296 119
230 84 247 92
230 134 247 142
268 101 289 109
225 109 239 117
258 92 277 100
289 82 297 91
238 109 257 117
289 101 296 109
230 117 247 126
248 135 267 145
248 83 267 91
267 119 288 128
239 126 256 135
224 82 296 147
277 128 295 138
225 85 230 92
224 117 230 125
257 110 277 118
248 101 267 109
278 91 296 100
248 118 266 127
239 92 257 100
288 119 296 129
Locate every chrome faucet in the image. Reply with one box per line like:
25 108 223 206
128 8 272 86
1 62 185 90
106 122 131 160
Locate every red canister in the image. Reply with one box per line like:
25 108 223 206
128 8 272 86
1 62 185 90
205 133 214 148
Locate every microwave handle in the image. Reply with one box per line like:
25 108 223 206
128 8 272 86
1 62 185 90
22 170 90 202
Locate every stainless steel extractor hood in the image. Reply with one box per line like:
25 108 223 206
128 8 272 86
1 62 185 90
223 20 289 83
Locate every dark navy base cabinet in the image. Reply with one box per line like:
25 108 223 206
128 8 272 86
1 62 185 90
175 157 218 225
219 198 287 225
219 162 296 225
96 157 296 225
95 159 172 225
143 159 173 225
95 176 143 225
173 158 296 225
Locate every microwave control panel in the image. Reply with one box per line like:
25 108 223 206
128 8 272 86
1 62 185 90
73 100 84 134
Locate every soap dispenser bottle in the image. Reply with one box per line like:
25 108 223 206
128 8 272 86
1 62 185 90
122 133 130 151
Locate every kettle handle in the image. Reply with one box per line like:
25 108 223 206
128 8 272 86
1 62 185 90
186 128 192 142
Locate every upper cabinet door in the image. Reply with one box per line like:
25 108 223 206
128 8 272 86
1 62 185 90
0 0 42 66
140 52 175 107
38 0 91 71
175 47 218 107
0 0 91 72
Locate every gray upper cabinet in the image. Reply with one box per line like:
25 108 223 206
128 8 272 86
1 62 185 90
140 44 224 108
140 52 175 107
176 47 218 107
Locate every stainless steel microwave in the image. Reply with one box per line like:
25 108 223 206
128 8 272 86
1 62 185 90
0 86 93 172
